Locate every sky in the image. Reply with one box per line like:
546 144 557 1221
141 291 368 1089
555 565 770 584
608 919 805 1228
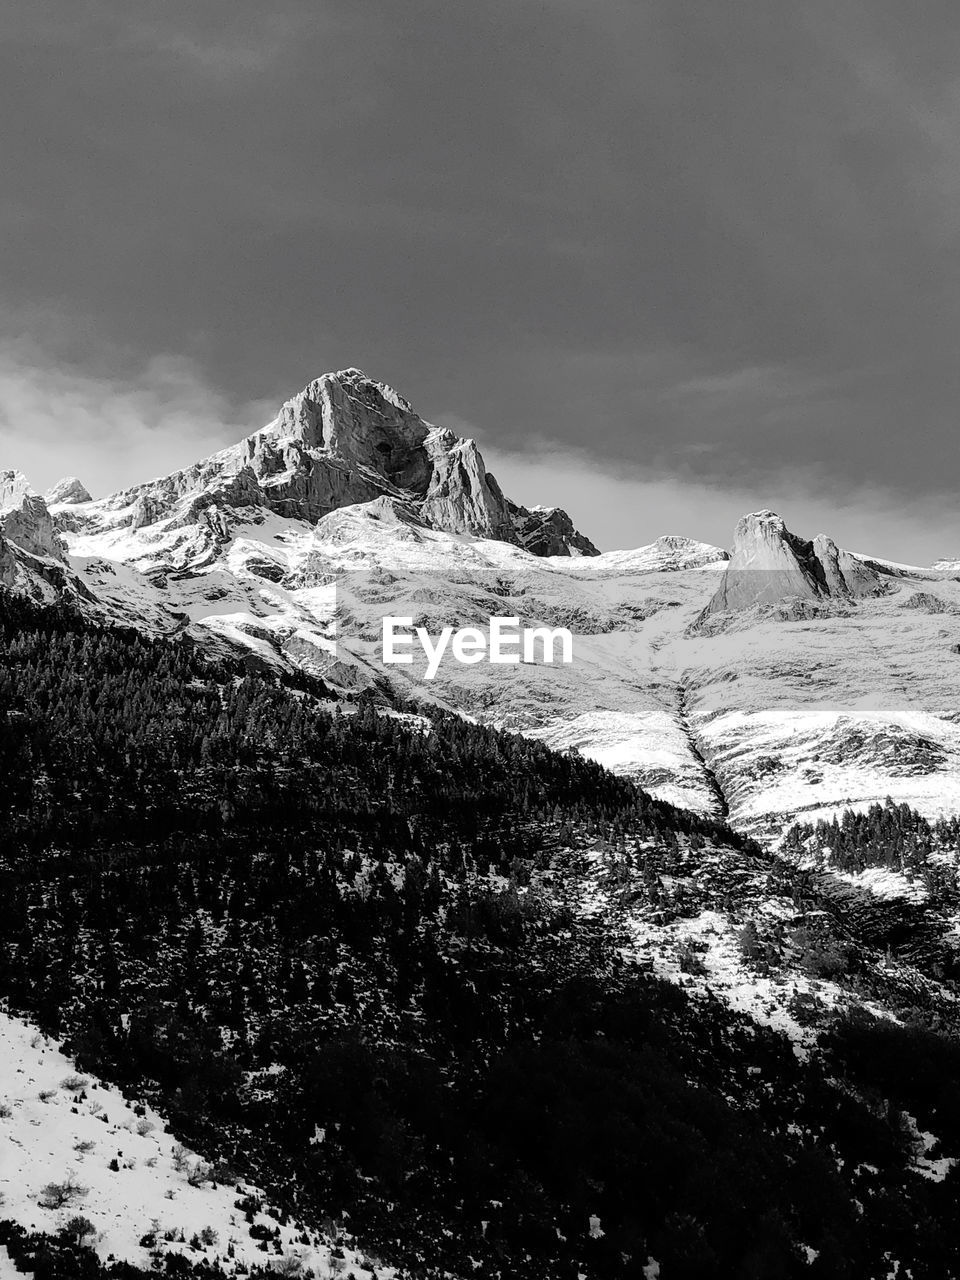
1 0 959 560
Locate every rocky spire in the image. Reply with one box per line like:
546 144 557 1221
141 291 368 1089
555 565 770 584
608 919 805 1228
703 510 884 615
0 471 66 562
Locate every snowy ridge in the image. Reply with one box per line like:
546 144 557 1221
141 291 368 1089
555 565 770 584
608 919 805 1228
37 496 960 837
6 367 960 836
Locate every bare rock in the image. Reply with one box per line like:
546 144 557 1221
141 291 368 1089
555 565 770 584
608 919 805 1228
0 470 66 561
702 510 885 616
510 504 600 557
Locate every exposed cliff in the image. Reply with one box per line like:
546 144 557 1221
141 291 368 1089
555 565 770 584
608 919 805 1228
702 510 885 615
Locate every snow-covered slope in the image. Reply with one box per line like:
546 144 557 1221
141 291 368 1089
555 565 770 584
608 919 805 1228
0 1009 388 1277
7 369 960 838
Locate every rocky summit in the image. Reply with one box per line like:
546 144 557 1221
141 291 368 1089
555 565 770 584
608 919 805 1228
45 368 597 570
0 470 70 591
702 509 885 616
44 475 93 506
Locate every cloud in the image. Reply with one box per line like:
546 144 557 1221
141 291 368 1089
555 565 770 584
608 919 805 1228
113 8 314 79
0 343 275 498
5 2 316 80
3 0 960 519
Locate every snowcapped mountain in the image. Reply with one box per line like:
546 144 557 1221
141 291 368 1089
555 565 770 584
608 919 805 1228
5 367 960 842
45 366 596 564
6 389 960 1277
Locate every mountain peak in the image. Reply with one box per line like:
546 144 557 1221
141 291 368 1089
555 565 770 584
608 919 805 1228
0 470 66 567
0 469 35 513
56 369 598 560
703 510 885 615
45 476 93 506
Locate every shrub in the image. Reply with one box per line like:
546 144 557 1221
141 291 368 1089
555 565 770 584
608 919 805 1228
187 1160 212 1187
678 942 708 975
272 1256 303 1276
63 1214 96 1246
38 1174 88 1209
737 921 763 962
791 927 854 980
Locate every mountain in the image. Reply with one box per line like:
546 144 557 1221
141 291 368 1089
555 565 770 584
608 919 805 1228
7 367 960 1276
5 369 960 846
3 592 960 1278
700 509 885 615
46 367 597 567
1 468 68 588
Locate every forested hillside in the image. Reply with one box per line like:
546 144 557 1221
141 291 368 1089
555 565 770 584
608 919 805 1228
2 595 960 1279
784 799 960 890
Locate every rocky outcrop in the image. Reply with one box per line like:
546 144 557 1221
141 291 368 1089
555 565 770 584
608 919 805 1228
903 591 957 614
0 471 66 561
510 504 600 557
84 369 598 556
421 431 517 541
45 476 93 505
702 510 884 615
810 534 883 598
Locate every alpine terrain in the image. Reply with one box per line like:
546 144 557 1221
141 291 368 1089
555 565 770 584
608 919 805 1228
3 368 960 1278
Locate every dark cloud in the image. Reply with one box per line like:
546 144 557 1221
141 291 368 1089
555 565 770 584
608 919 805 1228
1 0 958 545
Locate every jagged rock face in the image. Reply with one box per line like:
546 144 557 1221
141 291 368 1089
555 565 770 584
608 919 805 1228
0 471 66 561
45 476 93 505
703 510 884 615
421 431 517 542
272 370 430 473
0 473 92 599
78 369 597 556
511 504 601 557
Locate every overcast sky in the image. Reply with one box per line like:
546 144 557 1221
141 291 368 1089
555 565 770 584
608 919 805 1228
2 0 959 559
